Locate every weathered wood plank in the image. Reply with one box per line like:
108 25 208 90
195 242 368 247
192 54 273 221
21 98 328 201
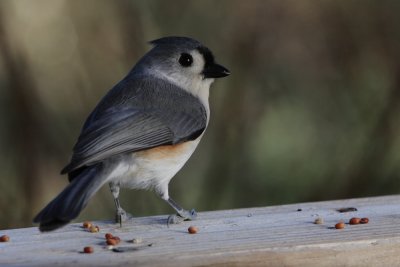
1 195 400 266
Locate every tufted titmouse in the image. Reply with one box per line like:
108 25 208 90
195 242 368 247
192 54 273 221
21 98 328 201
33 36 230 231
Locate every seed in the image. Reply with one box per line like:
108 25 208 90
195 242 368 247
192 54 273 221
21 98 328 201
188 226 198 234
82 221 92 229
83 246 94 253
349 217 361 225
132 238 142 244
106 236 121 246
106 238 118 246
335 222 345 229
0 235 10 242
360 218 369 224
337 207 358 213
111 236 121 244
314 217 324 224
89 225 99 233
105 233 113 239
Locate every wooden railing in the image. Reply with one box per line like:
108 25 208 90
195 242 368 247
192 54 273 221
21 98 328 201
1 195 400 266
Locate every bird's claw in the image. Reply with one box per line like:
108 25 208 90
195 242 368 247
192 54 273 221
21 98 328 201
167 209 197 227
115 209 133 227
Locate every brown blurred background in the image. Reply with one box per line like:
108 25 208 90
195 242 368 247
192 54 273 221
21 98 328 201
1 0 399 229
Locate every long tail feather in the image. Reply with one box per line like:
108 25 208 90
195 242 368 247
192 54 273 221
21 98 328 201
33 165 106 232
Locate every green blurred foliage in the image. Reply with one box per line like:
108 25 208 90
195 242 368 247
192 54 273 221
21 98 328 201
0 0 399 229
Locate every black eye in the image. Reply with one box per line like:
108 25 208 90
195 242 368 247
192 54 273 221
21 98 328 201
179 53 193 67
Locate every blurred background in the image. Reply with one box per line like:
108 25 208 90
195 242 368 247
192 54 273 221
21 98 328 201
1 0 400 229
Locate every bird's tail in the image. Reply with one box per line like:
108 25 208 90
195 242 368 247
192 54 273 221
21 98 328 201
33 165 106 232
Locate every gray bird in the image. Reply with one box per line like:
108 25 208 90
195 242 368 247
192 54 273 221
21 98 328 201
33 36 230 231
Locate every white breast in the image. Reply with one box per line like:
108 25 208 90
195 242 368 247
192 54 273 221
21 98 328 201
107 138 201 199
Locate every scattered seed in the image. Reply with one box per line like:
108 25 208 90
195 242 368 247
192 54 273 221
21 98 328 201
0 235 10 242
132 238 142 244
105 233 113 239
82 221 92 229
349 217 361 225
335 222 345 229
106 236 121 245
337 207 358 213
314 217 324 224
106 238 118 246
360 218 369 224
83 246 93 254
89 225 99 233
188 226 198 234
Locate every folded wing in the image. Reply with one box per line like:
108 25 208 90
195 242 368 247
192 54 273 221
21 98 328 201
62 76 207 175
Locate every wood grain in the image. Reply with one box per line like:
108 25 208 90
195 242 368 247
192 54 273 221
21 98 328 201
1 195 400 266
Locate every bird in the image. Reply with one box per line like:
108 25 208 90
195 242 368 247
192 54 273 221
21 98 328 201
33 36 230 232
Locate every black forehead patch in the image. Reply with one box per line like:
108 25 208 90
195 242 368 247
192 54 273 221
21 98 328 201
149 36 202 50
196 46 215 66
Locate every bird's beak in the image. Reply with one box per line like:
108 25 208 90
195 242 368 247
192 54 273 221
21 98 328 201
203 63 230 79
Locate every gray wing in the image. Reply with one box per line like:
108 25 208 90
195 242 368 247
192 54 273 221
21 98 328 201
61 76 207 174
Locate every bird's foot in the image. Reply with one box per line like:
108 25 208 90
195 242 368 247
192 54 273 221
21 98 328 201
167 209 197 226
115 209 133 227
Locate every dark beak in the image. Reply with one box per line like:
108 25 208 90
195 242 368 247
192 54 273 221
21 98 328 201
203 63 230 79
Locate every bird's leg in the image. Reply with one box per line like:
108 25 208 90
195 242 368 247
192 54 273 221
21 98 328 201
165 197 197 225
109 182 132 227
157 185 197 225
